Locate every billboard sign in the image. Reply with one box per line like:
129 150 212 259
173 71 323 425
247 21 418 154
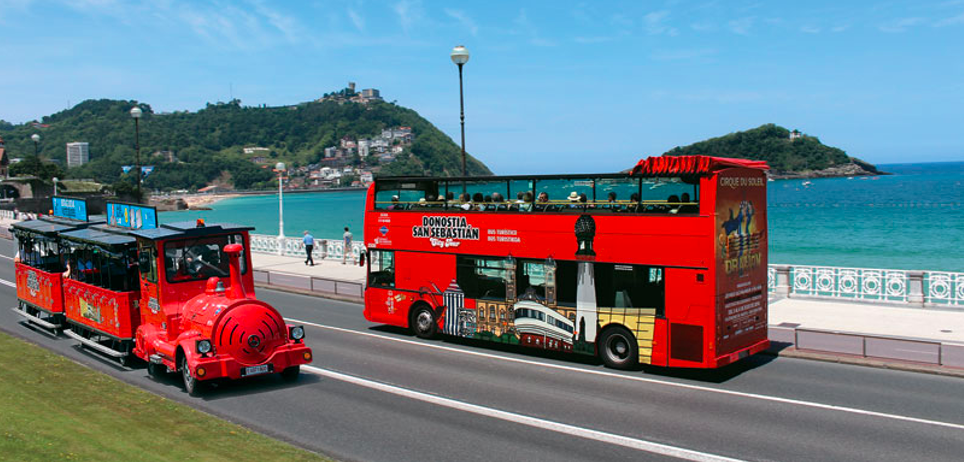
51 197 88 222
106 202 158 230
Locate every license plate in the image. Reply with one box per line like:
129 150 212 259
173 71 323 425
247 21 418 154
241 364 272 377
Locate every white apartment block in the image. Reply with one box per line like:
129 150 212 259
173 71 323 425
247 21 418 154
66 142 89 168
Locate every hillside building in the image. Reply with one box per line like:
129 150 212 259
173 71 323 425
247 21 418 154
66 142 89 168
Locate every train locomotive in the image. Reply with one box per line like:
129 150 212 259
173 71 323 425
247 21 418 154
12 198 312 396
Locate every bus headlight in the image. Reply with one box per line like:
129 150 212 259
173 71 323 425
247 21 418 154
289 326 305 341
196 339 213 354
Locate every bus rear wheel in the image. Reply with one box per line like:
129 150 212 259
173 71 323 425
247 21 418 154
410 305 437 339
599 327 638 370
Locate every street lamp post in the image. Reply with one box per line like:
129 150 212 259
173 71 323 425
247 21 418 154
450 45 470 192
130 106 143 201
53 177 59 196
275 162 286 255
31 133 40 156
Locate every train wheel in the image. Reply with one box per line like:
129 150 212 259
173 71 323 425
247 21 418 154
281 365 300 382
410 305 437 339
180 356 202 397
147 360 163 378
599 327 639 370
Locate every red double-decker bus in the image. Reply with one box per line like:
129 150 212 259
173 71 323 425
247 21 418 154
363 155 769 369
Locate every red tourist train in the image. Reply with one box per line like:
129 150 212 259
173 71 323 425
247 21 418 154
12 198 312 395
363 155 770 370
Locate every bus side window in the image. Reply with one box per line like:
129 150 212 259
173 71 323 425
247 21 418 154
456 256 509 300
555 261 578 307
368 250 395 288
593 263 665 315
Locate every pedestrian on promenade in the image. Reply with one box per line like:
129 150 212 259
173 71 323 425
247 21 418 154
342 226 353 265
303 230 315 266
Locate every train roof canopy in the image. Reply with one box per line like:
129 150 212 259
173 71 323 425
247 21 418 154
11 216 103 236
128 221 254 241
59 226 137 248
630 155 769 176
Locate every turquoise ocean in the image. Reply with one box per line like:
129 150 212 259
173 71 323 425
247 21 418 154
162 162 964 272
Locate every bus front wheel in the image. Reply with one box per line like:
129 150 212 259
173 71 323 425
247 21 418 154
599 327 638 370
410 305 437 339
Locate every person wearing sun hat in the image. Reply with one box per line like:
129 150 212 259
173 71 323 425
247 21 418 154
568 191 581 209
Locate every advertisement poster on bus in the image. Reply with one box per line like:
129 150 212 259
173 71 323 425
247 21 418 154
715 168 768 353
51 197 88 222
106 202 157 230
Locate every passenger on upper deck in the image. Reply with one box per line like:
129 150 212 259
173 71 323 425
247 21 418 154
535 192 549 211
491 192 505 211
472 193 484 211
388 195 401 210
679 192 698 214
667 195 681 214
630 192 641 212
520 192 534 211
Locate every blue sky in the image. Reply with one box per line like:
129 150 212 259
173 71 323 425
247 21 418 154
2 0 963 174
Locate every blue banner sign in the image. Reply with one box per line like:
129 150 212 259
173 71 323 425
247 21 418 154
51 197 88 222
141 166 155 177
106 202 157 230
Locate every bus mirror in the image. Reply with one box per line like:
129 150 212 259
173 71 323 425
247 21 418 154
138 252 151 273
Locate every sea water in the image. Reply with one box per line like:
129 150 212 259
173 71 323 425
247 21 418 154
162 162 964 272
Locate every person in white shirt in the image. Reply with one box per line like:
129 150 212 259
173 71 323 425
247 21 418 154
342 227 353 265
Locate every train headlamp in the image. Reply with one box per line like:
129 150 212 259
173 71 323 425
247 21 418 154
290 326 305 341
196 339 213 354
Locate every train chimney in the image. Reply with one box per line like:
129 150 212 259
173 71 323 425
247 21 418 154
224 243 245 299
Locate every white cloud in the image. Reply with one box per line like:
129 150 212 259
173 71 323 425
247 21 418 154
347 8 364 31
393 0 422 33
878 17 925 33
728 16 755 35
574 36 613 44
514 9 556 47
444 8 478 37
934 12 964 27
831 25 850 33
643 10 678 36
650 48 716 61
800 25 821 34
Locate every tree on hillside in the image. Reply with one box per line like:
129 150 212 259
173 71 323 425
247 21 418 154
10 156 64 180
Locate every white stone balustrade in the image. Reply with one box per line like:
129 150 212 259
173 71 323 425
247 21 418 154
250 233 364 264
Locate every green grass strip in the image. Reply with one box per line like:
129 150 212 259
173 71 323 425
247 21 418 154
0 331 329 462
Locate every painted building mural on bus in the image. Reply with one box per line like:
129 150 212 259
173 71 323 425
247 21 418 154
440 239 660 363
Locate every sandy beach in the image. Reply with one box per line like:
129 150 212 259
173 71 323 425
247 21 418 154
181 193 242 209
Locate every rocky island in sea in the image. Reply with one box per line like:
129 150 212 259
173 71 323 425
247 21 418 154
663 124 883 179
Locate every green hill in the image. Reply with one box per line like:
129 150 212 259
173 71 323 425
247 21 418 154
0 97 491 191
663 124 881 178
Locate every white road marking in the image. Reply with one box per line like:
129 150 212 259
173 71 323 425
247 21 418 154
289 317 964 433
0 278 14 288
0 254 13 261
304 365 745 462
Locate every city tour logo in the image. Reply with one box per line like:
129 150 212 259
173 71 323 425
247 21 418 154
412 215 480 248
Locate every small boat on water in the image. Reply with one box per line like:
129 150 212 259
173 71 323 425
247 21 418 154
847 177 854 180
802 180 812 187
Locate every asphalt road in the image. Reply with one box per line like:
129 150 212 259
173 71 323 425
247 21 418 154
3 237 964 462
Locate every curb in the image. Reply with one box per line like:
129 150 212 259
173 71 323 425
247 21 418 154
254 281 363 304
762 346 964 378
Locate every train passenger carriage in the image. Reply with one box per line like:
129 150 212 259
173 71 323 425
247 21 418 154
59 223 142 365
12 197 99 332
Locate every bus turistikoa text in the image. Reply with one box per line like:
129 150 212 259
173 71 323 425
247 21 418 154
363 155 769 370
